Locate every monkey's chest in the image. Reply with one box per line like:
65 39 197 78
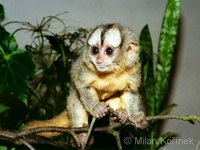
92 73 130 100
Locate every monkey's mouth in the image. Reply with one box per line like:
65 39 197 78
96 64 110 72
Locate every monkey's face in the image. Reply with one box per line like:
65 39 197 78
87 26 121 72
85 23 139 73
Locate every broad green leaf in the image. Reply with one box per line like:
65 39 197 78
0 51 35 104
0 104 10 113
155 0 180 114
0 146 15 150
0 4 5 22
0 26 18 53
0 146 16 150
155 132 175 149
0 146 8 150
0 25 35 105
139 25 155 116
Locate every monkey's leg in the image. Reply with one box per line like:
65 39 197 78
106 91 146 126
67 89 94 147
106 97 129 124
120 90 147 128
67 89 88 127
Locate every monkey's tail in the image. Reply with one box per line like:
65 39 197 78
24 110 70 137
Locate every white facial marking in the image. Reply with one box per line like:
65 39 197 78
88 28 102 46
88 26 121 73
104 28 121 47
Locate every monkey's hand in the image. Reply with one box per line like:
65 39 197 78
129 111 148 129
92 102 108 119
114 108 130 124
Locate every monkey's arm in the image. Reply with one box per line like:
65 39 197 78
73 76 108 119
70 57 107 119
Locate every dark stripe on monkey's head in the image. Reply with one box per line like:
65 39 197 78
100 24 115 45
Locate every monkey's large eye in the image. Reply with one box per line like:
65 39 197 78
92 47 99 55
106 47 114 56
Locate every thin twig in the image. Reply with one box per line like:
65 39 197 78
113 131 122 150
19 138 36 150
146 114 200 123
81 116 96 150
69 130 80 147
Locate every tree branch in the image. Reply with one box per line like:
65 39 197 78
81 116 96 150
0 113 199 150
146 114 200 123
18 138 36 150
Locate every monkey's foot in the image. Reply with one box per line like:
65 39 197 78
129 111 148 129
114 108 129 124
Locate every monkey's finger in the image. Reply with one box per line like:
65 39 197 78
140 120 148 129
93 103 107 118
118 111 129 124
141 119 148 125
133 120 147 129
128 118 137 127
98 106 107 117
96 111 106 118
129 120 141 128
98 102 108 113
92 108 102 118
129 117 148 129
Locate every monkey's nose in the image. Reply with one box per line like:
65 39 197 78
96 58 103 64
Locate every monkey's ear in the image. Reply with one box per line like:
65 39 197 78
128 41 139 53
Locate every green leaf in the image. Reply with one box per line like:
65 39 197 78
0 146 8 150
155 132 175 149
0 104 10 113
45 35 78 58
0 4 5 22
0 26 18 53
139 24 155 116
159 103 177 115
45 35 78 67
0 146 15 150
0 25 35 105
155 0 181 114
0 51 35 104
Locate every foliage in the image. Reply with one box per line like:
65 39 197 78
0 26 35 104
0 23 34 104
0 4 4 22
0 0 190 150
16 14 88 120
0 4 88 134
138 0 181 149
